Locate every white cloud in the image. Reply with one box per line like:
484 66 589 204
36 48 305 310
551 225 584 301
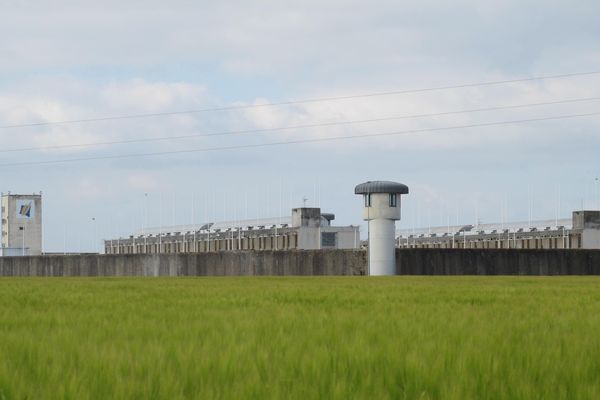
240 74 600 152
1 0 597 78
0 78 211 155
101 79 207 113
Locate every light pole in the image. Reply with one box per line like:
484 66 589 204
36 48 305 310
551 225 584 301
143 193 148 252
144 193 148 226
63 224 67 255
595 178 599 210
19 226 25 256
91 217 97 253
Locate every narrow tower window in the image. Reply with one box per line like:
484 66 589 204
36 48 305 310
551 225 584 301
389 194 397 207
364 194 372 207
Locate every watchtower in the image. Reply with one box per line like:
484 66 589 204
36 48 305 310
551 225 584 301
355 181 409 275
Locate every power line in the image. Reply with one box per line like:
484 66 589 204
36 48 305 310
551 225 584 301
2 96 599 153
1 111 598 167
1 70 600 130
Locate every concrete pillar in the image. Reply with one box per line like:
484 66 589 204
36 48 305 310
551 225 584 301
368 218 396 275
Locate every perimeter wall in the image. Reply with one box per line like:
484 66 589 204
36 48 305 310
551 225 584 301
395 249 600 275
0 250 366 277
0 249 599 276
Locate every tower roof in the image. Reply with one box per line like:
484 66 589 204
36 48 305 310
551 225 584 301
354 181 409 195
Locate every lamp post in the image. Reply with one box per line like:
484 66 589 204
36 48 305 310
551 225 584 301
458 225 473 249
91 217 97 253
143 193 149 253
19 226 25 256
144 193 148 229
595 178 599 210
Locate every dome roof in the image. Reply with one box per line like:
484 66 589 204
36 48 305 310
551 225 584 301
354 181 409 195
320 213 335 221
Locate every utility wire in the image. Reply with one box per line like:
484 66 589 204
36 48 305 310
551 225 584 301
1 70 600 130
0 111 598 167
2 96 599 153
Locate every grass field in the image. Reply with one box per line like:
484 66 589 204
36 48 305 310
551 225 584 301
0 277 599 399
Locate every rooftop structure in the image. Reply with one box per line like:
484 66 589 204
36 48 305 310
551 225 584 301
355 181 409 195
104 207 360 255
397 211 600 249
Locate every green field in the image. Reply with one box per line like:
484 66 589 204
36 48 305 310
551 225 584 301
1 277 599 399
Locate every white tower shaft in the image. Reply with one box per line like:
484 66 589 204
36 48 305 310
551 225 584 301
369 218 396 275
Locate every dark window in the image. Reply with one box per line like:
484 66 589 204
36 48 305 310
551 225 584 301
321 232 337 247
364 194 372 207
389 194 397 207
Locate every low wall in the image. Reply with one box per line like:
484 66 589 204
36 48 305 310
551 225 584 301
0 249 599 277
0 250 367 277
396 249 600 275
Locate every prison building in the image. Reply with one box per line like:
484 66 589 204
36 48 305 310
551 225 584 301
396 210 600 250
104 207 360 255
1 192 43 256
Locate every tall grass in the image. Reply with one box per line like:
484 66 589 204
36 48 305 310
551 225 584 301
0 277 599 399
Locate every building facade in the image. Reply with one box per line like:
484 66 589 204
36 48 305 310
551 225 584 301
1 193 43 256
104 207 360 255
397 210 600 250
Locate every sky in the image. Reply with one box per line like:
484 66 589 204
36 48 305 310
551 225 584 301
1 0 600 252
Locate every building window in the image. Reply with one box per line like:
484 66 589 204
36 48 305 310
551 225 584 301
364 194 372 207
389 194 397 207
321 232 337 247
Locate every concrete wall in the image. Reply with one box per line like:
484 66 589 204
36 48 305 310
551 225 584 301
292 208 321 228
575 211 600 249
582 229 600 250
1 248 599 277
297 227 321 250
395 249 600 275
0 250 367 277
328 227 360 249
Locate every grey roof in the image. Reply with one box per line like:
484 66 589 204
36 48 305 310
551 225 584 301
354 181 409 195
321 213 335 221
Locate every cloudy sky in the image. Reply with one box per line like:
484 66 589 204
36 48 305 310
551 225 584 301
1 0 599 252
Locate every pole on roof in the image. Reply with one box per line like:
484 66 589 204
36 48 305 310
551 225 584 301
172 193 176 227
159 193 163 254
20 226 25 256
595 178 599 210
193 193 197 252
528 187 532 228
63 224 67 255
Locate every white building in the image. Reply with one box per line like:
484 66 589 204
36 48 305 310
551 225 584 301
1 192 43 256
396 210 600 250
104 207 360 254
